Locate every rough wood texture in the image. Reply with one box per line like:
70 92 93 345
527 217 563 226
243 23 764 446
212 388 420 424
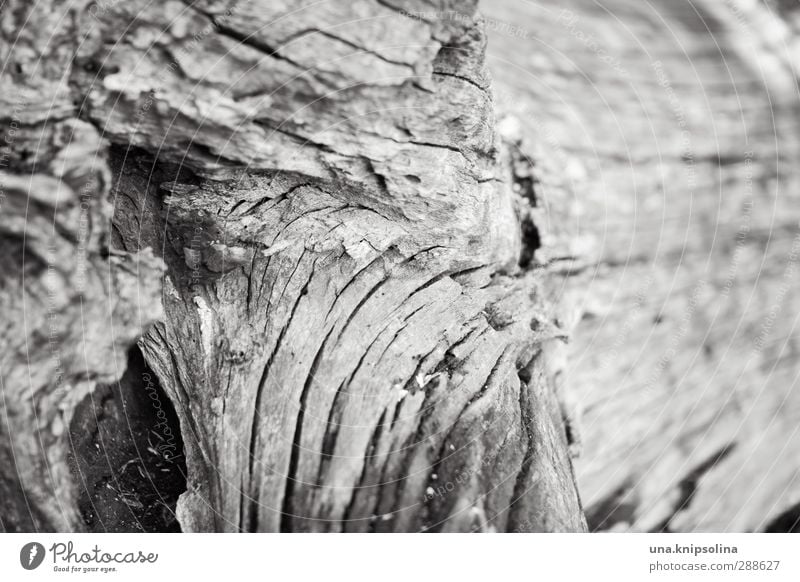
5 0 797 534
483 0 800 532
1 0 585 532
0 117 164 531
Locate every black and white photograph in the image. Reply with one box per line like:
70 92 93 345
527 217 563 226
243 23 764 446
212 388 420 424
1 0 800 577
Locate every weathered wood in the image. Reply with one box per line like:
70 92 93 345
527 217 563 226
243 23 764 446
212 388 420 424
0 118 164 531
1 0 585 531
483 0 800 532
8 0 795 535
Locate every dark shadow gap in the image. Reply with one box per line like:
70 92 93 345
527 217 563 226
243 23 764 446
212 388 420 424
764 501 800 533
68 345 187 532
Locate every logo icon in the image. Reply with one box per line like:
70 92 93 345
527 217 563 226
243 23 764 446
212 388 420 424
20 542 45 570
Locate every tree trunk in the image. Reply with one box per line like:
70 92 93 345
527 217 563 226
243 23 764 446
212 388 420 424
1 0 585 532
6 0 798 535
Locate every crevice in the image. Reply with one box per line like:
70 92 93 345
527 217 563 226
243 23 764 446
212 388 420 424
466 349 509 408
266 249 308 332
247 253 316 531
183 1 307 72
68 345 187 532
432 323 485 375
389 396 406 430
374 0 430 22
334 269 392 343
362 157 391 196
274 259 320 532
254 120 340 155
319 304 406 482
406 270 451 299
403 344 442 394
433 70 490 97
342 408 389 526
277 27 415 70
409 139 464 155
423 348 510 532
242 182 310 216
505 368 537 532
508 145 541 270
374 321 411 371
325 252 387 320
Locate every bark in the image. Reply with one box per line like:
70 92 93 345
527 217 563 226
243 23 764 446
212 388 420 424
1 0 585 532
0 117 164 531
